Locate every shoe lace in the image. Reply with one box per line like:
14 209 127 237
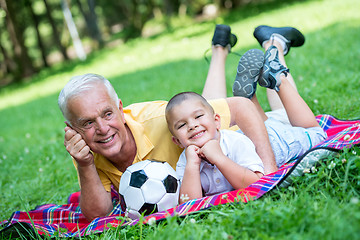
203 48 242 65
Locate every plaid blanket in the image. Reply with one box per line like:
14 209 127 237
1 114 360 238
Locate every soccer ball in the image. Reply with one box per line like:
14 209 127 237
119 159 180 219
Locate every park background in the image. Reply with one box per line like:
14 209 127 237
0 0 360 238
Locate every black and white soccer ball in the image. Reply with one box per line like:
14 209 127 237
119 159 180 219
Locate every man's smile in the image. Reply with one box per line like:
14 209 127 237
97 134 115 144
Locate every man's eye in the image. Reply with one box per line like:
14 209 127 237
105 112 113 119
83 121 93 128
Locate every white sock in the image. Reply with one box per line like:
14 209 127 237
262 33 290 55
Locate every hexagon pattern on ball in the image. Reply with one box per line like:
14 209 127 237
119 160 180 220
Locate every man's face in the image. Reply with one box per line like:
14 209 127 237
67 84 129 161
168 99 221 149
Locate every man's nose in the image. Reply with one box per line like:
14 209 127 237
95 119 109 134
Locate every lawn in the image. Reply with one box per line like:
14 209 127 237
1 0 360 238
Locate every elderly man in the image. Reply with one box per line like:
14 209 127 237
58 25 294 221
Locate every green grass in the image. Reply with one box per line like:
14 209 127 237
1 0 360 238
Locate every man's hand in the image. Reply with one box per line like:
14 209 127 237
64 126 94 167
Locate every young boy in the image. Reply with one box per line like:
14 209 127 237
165 92 265 204
166 28 327 204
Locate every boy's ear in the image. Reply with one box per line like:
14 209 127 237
172 136 184 148
214 113 221 130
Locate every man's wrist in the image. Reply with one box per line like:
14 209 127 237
77 161 97 174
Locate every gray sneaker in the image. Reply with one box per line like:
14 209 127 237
259 46 289 92
232 49 264 99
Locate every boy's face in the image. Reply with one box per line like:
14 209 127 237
168 99 221 148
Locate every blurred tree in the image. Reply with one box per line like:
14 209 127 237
0 0 285 85
43 0 69 60
75 0 104 49
0 16 16 78
25 0 49 68
0 0 35 81
98 0 185 40
121 0 154 40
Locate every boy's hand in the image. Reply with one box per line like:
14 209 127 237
185 145 202 167
64 126 94 167
198 139 224 165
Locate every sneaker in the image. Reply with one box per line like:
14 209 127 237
232 49 264 99
212 24 238 52
259 46 289 91
253 25 305 55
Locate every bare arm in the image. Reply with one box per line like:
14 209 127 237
226 97 278 174
64 126 113 221
77 164 113 221
178 145 203 204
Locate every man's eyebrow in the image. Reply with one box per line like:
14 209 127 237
76 117 92 124
102 107 114 113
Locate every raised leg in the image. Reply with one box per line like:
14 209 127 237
261 44 319 128
202 24 237 100
202 46 229 99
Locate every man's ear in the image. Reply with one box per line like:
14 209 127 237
118 99 124 110
118 99 126 123
172 136 184 148
214 113 221 130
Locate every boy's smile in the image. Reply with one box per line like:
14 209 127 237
169 99 221 148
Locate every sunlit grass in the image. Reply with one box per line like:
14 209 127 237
0 0 360 238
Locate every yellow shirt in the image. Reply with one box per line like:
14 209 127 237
93 99 231 192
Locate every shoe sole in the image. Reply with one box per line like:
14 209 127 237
232 49 264 99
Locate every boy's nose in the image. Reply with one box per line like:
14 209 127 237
188 121 198 131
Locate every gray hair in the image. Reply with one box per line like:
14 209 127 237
58 73 119 122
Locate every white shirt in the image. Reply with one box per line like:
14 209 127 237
176 129 264 196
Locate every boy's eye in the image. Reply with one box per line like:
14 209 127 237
195 114 204 119
177 123 186 129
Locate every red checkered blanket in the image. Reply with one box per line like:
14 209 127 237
1 114 360 238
